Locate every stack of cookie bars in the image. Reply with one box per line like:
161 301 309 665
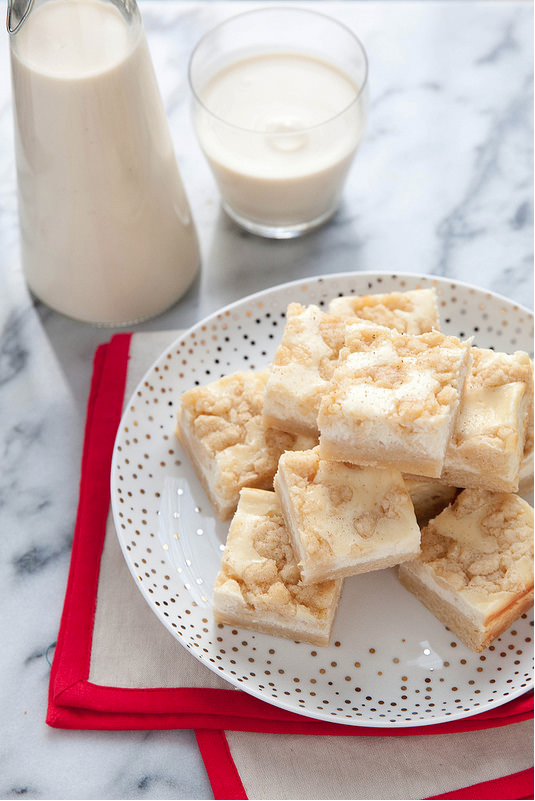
175 288 534 652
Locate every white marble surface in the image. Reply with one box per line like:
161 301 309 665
0 1 533 798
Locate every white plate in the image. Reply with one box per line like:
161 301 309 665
111 272 534 727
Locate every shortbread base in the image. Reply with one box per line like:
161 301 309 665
319 434 445 478
213 582 342 647
399 562 534 653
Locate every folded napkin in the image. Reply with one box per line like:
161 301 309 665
47 333 534 800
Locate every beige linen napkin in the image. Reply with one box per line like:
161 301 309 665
89 331 230 690
86 331 533 800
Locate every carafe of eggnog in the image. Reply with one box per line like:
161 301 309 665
8 0 200 325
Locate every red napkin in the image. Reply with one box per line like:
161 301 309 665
47 333 534 800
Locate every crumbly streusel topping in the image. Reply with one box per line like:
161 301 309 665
224 504 336 615
419 489 533 596
184 371 296 461
278 448 407 556
188 373 265 453
272 304 346 382
331 324 469 419
468 348 532 390
350 488 407 544
328 289 440 334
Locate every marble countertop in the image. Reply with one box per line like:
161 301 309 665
1 1 533 798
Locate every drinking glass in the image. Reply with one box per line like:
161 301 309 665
189 6 369 239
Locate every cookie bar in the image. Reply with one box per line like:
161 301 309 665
175 370 315 521
263 303 347 437
441 348 532 493
398 488 534 652
264 290 440 438
212 488 343 646
317 321 472 477
274 447 421 583
328 287 440 334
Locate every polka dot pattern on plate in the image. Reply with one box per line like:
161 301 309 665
111 272 534 727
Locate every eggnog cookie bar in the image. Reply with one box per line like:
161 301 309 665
317 321 472 477
263 303 347 437
212 488 343 646
441 348 532 493
328 288 440 334
264 292 440 438
398 488 534 652
274 447 421 583
175 370 315 521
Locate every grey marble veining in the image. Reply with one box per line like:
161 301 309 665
0 2 533 799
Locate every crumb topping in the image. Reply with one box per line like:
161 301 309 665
346 299 416 331
278 448 410 559
328 289 439 334
223 502 336 616
183 371 301 469
328 325 469 421
187 372 266 455
419 489 533 596
351 489 407 543
271 304 346 382
468 348 532 389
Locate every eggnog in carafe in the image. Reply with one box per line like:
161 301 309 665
9 0 199 324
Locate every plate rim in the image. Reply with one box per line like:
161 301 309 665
115 271 535 412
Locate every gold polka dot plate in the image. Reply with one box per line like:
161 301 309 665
111 272 533 727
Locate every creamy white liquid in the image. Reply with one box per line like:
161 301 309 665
195 53 366 230
10 0 199 324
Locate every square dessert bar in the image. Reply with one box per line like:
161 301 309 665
212 488 343 646
263 303 347 437
175 370 315 521
328 287 440 334
264 290 441 438
317 321 472 477
274 447 421 583
441 347 533 493
398 488 534 652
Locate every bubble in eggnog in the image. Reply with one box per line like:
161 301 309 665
193 52 367 233
10 0 199 324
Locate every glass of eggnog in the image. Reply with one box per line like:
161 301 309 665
189 6 369 239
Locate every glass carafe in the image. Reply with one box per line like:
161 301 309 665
8 0 200 325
